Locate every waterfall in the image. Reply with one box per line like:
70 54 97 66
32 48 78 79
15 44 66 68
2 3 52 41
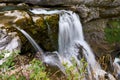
29 9 116 79
30 8 102 75
58 11 102 77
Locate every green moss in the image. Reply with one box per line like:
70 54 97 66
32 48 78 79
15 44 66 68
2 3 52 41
105 19 120 43
35 17 46 29
45 15 59 50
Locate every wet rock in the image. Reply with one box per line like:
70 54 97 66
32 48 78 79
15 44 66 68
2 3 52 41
92 69 116 80
36 51 66 74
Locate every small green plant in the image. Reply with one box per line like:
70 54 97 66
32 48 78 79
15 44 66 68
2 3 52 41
28 59 50 80
0 51 49 80
0 50 19 70
0 50 88 80
63 58 88 80
0 50 20 80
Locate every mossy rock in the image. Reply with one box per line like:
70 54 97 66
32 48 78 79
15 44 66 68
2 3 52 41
45 14 59 50
29 14 59 51
1 9 59 53
17 14 59 52
17 15 59 51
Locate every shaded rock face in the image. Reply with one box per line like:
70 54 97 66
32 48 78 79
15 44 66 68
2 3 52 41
83 19 120 71
83 19 109 57
83 19 110 70
83 19 120 56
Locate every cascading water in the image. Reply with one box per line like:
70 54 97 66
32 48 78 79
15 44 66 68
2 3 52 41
59 11 96 63
58 11 103 79
29 9 116 79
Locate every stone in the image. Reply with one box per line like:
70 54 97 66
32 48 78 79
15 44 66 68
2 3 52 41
0 29 21 51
